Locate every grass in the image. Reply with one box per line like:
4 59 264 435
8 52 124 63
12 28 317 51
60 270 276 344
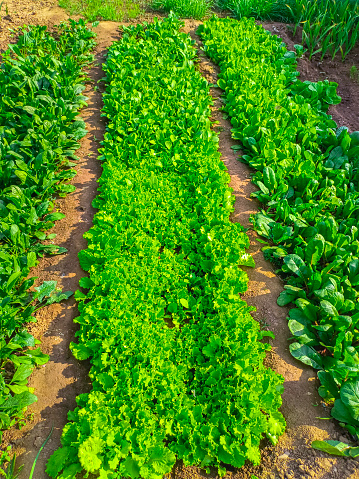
216 0 277 19
216 0 296 20
58 0 147 21
151 0 213 19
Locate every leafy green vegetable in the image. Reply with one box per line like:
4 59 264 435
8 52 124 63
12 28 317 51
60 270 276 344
312 439 359 457
48 15 285 478
0 20 96 438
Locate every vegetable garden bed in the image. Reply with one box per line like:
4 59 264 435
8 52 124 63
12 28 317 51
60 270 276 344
199 15 359 458
1 5 359 479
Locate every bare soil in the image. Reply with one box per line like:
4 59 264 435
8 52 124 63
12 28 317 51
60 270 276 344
0 1 66 52
1 6 359 479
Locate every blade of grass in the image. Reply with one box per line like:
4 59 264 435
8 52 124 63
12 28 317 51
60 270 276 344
28 426 54 479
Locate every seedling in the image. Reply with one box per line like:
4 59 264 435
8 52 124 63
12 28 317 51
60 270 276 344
350 65 359 83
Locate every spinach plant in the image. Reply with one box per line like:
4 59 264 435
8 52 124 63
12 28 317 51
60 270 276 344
0 20 95 440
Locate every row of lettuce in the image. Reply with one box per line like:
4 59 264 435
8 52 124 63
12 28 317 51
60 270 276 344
199 16 359 456
46 15 285 479
0 21 95 441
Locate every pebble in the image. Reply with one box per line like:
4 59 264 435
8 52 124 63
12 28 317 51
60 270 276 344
278 453 290 459
33 436 43 448
339 435 348 443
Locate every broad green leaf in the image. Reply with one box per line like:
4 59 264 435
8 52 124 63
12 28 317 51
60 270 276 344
25 348 49 366
283 254 305 275
349 447 359 458
11 364 33 384
328 145 343 160
45 291 73 305
124 457 141 479
14 169 27 183
277 290 297 306
8 384 30 394
45 212 66 222
318 371 339 401
79 277 94 289
263 166 277 190
331 398 359 426
341 380 359 421
23 105 37 115
349 131 359 146
320 300 338 317
6 271 22 290
34 281 57 302
46 447 77 478
295 298 317 322
71 343 92 360
288 319 316 345
12 331 36 348
180 298 189 309
312 440 350 457
305 234 325 266
148 446 176 474
1 391 37 412
58 463 83 479
289 343 323 369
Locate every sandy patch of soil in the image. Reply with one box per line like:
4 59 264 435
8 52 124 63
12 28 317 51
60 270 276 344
0 2 68 52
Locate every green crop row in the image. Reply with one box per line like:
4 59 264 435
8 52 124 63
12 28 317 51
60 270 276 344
47 15 285 479
0 21 95 439
199 16 359 456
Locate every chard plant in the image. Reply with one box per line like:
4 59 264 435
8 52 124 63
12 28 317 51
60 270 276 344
199 15 359 458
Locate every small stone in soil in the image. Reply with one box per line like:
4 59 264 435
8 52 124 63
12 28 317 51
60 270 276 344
33 436 44 448
278 453 290 459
